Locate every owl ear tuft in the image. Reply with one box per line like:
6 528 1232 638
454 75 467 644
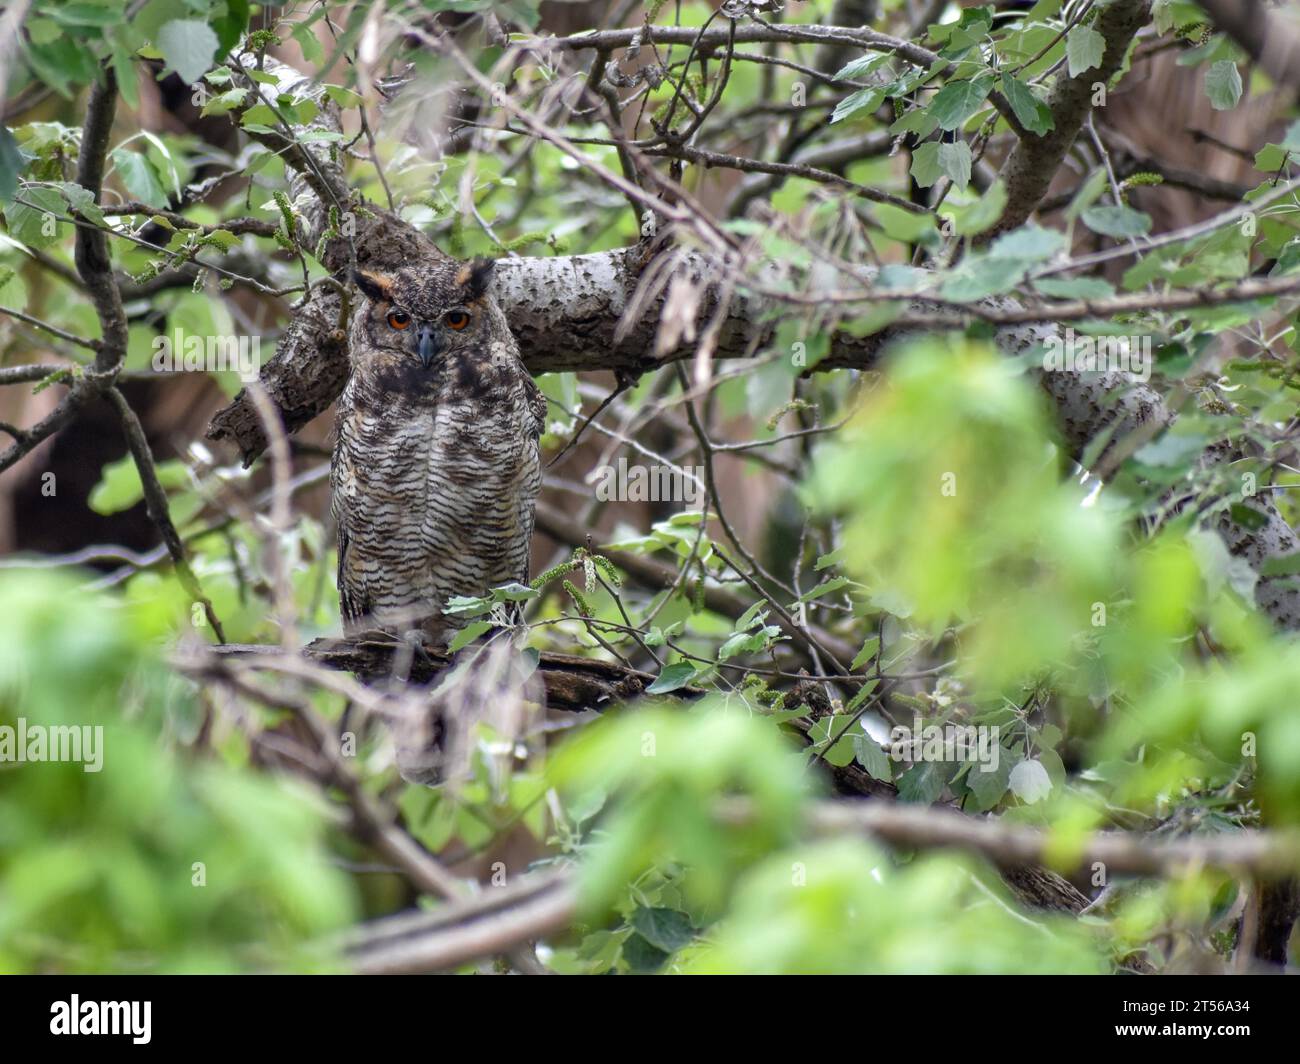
352 269 394 303
455 258 496 301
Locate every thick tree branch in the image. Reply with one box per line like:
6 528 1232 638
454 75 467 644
208 242 1300 630
795 800 1300 880
338 797 1300 973
207 637 668 714
74 68 128 376
0 67 131 475
984 0 1153 240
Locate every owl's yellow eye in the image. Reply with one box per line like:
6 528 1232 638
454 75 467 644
445 310 471 330
387 310 411 330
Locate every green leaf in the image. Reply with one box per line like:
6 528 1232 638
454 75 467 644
22 37 98 98
850 636 881 672
1205 60 1243 111
1032 276 1116 300
964 752 1011 812
292 20 325 65
1260 552 1300 577
735 600 768 630
25 16 62 43
941 179 1007 237
990 223 1066 263
1229 503 1269 531
199 87 248 117
0 126 25 205
1066 24 1106 78
5 186 68 247
622 932 670 972
832 52 893 82
719 624 782 661
890 107 939 141
908 141 941 187
845 680 879 715
937 141 972 191
1081 204 1152 238
443 594 492 618
325 85 364 109
157 19 220 85
49 4 124 27
89 455 188 515
1255 143 1290 172
929 74 993 132
1271 239 1300 276
799 576 854 602
490 581 541 602
110 148 168 208
852 732 893 782
211 0 250 53
447 620 492 652
897 761 948 805
999 74 1054 136
940 256 1030 301
1008 758 1052 803
831 87 884 124
646 662 697 695
874 264 925 291
1065 167 1110 220
201 228 240 251
55 181 106 226
630 906 695 952
812 716 859 767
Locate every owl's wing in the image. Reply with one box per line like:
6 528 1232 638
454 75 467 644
336 524 364 627
514 373 547 586
523 373 547 440
330 426 367 630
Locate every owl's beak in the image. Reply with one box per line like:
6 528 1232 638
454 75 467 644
417 323 440 369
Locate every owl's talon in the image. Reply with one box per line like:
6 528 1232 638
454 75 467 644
401 630 438 669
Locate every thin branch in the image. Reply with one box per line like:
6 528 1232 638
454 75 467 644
0 305 100 350
644 142 931 214
103 387 227 642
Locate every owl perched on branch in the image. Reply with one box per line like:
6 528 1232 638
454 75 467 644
330 255 547 647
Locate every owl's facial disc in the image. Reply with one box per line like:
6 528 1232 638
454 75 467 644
351 263 492 368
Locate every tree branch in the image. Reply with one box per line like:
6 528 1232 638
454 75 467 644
104 387 226 641
74 67 128 376
206 637 670 714
983 0 1153 240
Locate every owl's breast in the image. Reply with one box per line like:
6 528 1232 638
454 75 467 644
333 343 542 628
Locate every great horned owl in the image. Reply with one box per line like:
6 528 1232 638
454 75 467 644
330 256 547 646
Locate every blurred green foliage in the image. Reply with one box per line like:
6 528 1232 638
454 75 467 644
0 572 357 973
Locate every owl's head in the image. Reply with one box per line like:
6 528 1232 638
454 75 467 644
350 258 498 368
